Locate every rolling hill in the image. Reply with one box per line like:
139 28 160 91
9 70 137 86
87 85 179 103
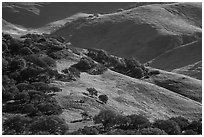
172 61 202 80
2 2 135 28
53 58 201 132
149 39 202 71
51 2 201 64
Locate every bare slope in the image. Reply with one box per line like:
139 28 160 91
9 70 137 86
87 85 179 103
52 2 201 63
172 61 202 80
149 39 202 71
53 59 201 131
144 68 202 103
3 2 135 28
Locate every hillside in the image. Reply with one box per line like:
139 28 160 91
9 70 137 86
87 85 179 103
172 61 202 80
149 39 202 71
2 2 135 28
2 19 28 36
54 59 201 132
52 2 201 64
144 68 202 103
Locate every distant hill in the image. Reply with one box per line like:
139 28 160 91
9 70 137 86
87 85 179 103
51 2 201 65
2 2 135 28
172 61 202 80
149 39 202 71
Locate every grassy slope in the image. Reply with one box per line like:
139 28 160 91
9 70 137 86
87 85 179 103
53 59 201 132
52 2 201 63
144 68 202 103
149 39 202 71
172 61 202 80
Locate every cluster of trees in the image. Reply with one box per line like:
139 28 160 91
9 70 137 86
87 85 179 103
2 33 73 135
87 48 148 79
86 88 109 104
71 57 107 75
68 109 202 135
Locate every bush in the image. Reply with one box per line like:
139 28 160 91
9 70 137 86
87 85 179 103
93 109 118 129
16 83 35 92
153 119 181 135
182 129 198 135
169 116 189 131
8 39 23 54
61 66 80 78
29 115 68 135
3 115 32 135
31 82 50 93
78 126 99 135
14 91 30 103
72 57 96 72
9 58 26 72
40 56 56 68
37 102 62 115
127 114 150 130
20 47 33 56
86 88 98 96
2 88 14 102
186 120 202 134
148 69 160 76
139 127 167 135
98 94 108 104
25 54 48 68
106 129 139 135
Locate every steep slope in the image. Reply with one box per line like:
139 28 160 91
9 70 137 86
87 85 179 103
144 68 202 103
172 61 202 80
149 39 202 71
52 2 201 63
53 59 201 132
2 19 28 36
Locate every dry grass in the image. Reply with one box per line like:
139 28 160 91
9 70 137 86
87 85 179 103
53 60 201 131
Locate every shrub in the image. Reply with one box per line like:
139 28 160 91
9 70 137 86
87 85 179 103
20 47 33 56
40 56 56 68
21 103 37 114
2 58 8 74
14 91 30 103
16 83 35 92
93 109 118 128
127 114 150 130
182 129 198 135
148 69 160 76
3 115 32 135
186 120 202 134
86 88 98 96
49 86 62 92
79 126 99 135
9 58 26 72
31 82 50 93
153 119 181 135
106 129 139 135
139 127 167 135
37 102 62 115
8 39 23 54
61 66 80 78
25 54 48 68
2 88 14 102
72 57 96 72
98 94 108 104
29 115 68 135
169 116 189 131
2 41 8 51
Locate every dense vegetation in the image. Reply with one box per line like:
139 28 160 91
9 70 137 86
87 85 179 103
2 33 202 135
2 33 76 135
87 48 148 79
67 109 202 135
